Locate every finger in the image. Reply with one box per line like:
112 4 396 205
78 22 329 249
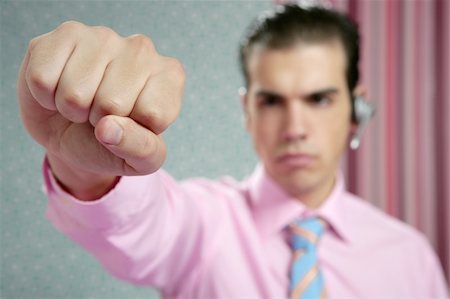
25 22 80 111
130 57 185 135
88 34 156 127
17 48 58 147
94 115 166 175
54 42 113 123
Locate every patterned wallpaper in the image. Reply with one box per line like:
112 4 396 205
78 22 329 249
0 1 272 298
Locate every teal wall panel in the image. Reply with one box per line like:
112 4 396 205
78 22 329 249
0 1 271 298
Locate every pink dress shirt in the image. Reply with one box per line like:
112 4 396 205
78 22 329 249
43 160 449 299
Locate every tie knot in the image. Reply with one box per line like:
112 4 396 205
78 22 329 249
289 217 326 250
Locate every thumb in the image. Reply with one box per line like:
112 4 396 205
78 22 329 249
95 115 166 176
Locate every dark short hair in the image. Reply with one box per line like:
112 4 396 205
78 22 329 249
239 4 360 105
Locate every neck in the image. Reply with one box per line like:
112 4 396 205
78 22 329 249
292 173 337 209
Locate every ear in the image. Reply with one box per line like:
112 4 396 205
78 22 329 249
350 84 368 133
239 87 251 132
352 84 367 98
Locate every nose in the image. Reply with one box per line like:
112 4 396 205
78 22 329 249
281 101 308 142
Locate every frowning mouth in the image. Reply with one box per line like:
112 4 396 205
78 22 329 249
276 153 316 168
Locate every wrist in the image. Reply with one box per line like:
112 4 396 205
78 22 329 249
46 153 120 201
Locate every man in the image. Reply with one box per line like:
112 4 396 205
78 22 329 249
17 4 448 299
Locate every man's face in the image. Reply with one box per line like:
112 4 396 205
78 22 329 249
244 40 353 204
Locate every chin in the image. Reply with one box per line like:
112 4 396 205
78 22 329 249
284 172 320 195
269 165 320 194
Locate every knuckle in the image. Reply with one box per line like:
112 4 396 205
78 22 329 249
94 95 123 115
57 20 84 34
165 57 186 85
26 68 54 93
27 36 41 52
59 88 90 111
93 25 119 43
139 108 168 134
128 34 156 54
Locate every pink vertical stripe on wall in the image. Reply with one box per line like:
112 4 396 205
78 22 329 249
417 0 437 250
344 0 449 282
433 0 450 281
401 1 416 230
443 0 449 280
384 0 400 218
272 0 449 283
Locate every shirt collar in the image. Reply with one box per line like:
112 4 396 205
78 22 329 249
246 163 351 243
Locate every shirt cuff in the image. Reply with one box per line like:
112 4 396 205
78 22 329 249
42 156 164 231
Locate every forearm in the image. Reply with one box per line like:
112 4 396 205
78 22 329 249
47 153 119 201
43 165 214 291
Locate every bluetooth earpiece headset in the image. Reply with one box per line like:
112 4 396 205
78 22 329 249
350 96 376 150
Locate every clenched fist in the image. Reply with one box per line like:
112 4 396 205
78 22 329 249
17 21 185 199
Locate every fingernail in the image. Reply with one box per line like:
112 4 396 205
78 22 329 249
102 119 123 145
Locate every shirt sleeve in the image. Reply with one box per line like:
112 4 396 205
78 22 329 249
425 249 450 299
421 240 450 299
42 157 225 295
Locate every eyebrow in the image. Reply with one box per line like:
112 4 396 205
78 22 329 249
255 87 339 100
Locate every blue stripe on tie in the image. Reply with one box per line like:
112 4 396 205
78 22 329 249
291 218 325 249
301 269 326 299
289 217 327 299
290 251 317 286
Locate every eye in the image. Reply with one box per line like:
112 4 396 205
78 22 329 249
308 94 332 106
260 95 282 107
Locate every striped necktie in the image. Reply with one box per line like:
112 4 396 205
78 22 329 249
289 217 328 299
